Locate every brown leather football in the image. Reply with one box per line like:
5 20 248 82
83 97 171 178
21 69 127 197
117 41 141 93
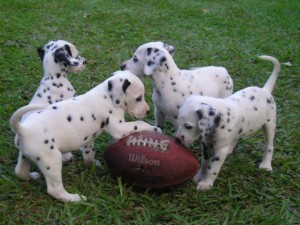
104 131 199 189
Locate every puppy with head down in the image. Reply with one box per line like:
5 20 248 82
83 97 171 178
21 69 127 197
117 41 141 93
176 56 280 190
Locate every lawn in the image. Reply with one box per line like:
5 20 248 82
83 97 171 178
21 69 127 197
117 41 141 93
0 0 299 224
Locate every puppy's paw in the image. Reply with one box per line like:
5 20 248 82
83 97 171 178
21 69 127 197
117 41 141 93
62 152 73 162
193 169 202 183
94 160 102 167
196 181 213 190
30 172 41 180
64 194 87 202
153 126 162 133
85 159 101 167
259 163 272 171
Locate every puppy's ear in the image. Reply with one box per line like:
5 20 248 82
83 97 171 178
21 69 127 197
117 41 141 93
108 78 130 106
144 49 167 76
162 42 175 55
54 47 78 66
122 79 131 93
37 47 45 61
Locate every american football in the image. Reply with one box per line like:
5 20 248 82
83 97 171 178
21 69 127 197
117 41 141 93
104 131 199 189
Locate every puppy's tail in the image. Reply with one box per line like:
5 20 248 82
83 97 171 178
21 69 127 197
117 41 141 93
259 55 281 93
10 104 46 136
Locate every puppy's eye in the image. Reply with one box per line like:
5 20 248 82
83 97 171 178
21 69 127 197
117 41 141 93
136 96 142 102
184 124 193 130
133 56 138 63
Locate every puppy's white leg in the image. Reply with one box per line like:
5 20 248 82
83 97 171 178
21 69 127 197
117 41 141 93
81 141 101 166
62 152 73 162
154 106 167 130
38 149 86 202
259 123 275 171
194 141 213 183
197 145 230 190
107 120 161 140
228 139 238 154
15 151 41 180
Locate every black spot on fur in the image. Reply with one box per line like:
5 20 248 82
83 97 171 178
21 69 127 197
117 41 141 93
147 61 153 66
209 110 215 116
147 47 152 55
197 110 203 120
64 44 72 57
250 96 255 101
101 121 105 128
52 106 57 110
67 115 72 122
106 117 109 125
56 73 61 79
44 140 48 144
239 128 243 134
92 114 96 120
267 99 272 104
202 142 209 160
115 99 120 105
84 136 88 141
80 116 84 121
214 115 221 126
160 57 167 64
108 81 113 91
254 107 258 111
134 126 138 130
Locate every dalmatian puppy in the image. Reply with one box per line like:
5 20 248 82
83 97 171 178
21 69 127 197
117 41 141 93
121 41 233 130
10 70 161 202
15 40 86 163
176 55 280 190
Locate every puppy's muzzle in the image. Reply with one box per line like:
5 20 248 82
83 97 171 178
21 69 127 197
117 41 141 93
121 63 126 71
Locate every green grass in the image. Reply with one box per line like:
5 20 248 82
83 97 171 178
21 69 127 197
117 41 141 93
0 0 299 224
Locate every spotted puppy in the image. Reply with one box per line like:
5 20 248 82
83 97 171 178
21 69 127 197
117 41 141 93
121 41 233 130
10 70 161 202
176 56 280 190
15 40 86 163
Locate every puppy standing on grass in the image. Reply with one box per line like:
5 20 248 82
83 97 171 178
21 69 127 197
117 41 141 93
121 41 233 130
14 40 86 164
176 56 280 190
10 70 161 202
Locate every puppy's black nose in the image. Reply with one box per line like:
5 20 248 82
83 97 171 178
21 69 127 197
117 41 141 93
146 110 151 115
175 137 182 143
120 63 126 71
